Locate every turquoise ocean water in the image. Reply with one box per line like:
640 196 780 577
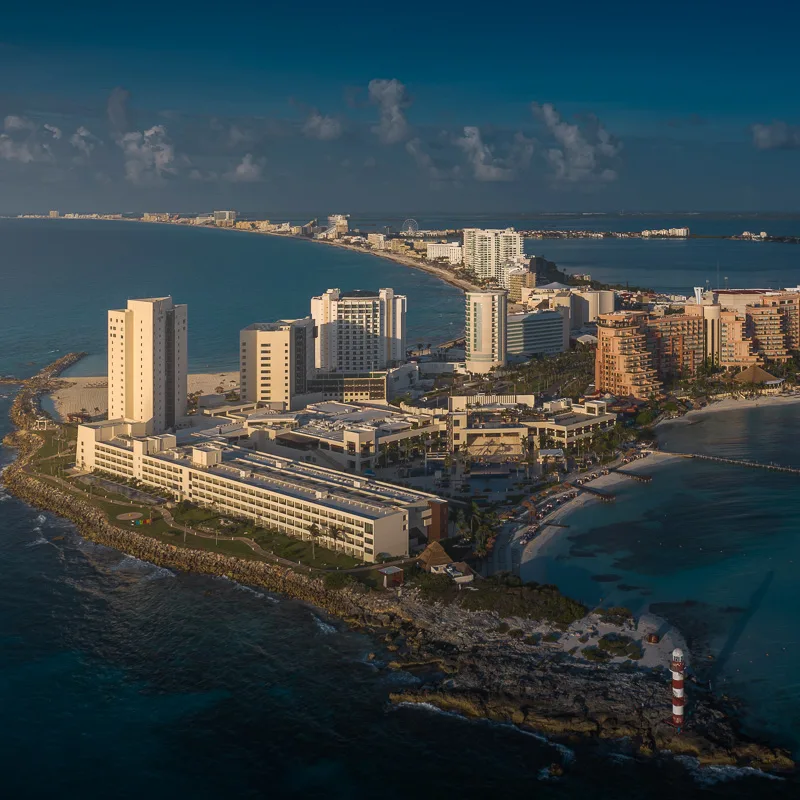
522 402 800 755
3 217 800 796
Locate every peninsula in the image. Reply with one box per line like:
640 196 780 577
0 353 794 775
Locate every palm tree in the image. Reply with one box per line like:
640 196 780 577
307 523 321 561
328 526 342 552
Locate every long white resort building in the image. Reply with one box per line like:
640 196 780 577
108 296 187 434
76 419 448 562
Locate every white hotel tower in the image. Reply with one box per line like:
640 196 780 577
462 227 524 281
311 288 406 372
465 291 507 374
107 297 187 434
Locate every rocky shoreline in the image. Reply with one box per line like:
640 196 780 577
0 358 795 776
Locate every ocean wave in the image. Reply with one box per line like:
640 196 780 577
234 583 265 599
537 766 561 782
516 728 576 763
393 701 576 765
25 531 49 547
214 574 271 600
111 554 175 580
383 669 421 686
311 614 337 635
393 701 468 722
675 756 784 786
35 513 46 525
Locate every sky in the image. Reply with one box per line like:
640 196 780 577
1 0 799 214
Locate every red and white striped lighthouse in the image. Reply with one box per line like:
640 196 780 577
670 647 686 728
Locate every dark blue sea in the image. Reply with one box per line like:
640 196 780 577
3 217 800 797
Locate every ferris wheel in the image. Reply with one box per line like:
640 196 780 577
400 218 419 234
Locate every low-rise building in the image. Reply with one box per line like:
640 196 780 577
448 394 536 460
225 400 446 473
524 400 617 449
76 420 449 560
426 242 463 264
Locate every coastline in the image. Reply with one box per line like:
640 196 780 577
657 392 800 430
137 218 483 297
1 357 795 773
293 235 482 295
520 451 685 565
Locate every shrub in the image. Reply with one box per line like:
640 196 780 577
596 633 643 660
461 580 587 625
582 646 611 662
597 606 633 626
543 631 561 643
323 572 353 590
496 622 510 634
414 572 454 599
508 628 524 638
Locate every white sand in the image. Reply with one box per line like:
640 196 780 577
536 610 689 669
519 451 684 563
658 391 800 429
48 371 239 420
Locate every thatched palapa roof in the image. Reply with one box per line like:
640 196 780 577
733 365 783 385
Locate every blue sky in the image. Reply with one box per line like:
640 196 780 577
1 0 799 212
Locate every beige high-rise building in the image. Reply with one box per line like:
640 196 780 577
595 312 660 398
684 303 758 368
239 318 316 410
311 288 406 372
462 228 523 281
508 268 537 302
465 291 507 374
107 297 187 433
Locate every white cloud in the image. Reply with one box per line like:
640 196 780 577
302 110 342 141
751 121 800 150
118 125 176 184
4 115 36 133
456 127 515 182
224 153 265 182
69 126 101 160
44 123 62 140
533 102 621 183
0 116 57 164
368 78 410 144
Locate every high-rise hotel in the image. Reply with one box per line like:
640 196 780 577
311 288 406 372
239 318 315 409
465 291 507 374
107 297 187 433
462 228 524 281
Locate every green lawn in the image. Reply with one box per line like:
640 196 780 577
147 529 266 560
252 529 361 569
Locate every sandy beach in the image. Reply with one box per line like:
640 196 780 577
519 451 684 564
658 391 800 429
47 371 239 420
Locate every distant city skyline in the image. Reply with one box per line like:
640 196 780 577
1 1 799 213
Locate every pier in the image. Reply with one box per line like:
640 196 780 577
566 482 615 502
613 468 652 483
688 453 800 475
